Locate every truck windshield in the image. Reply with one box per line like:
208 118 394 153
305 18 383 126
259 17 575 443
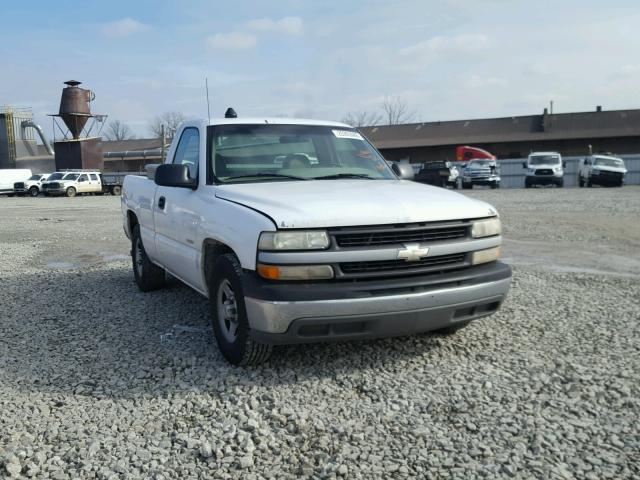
28 175 41 180
594 157 624 168
210 124 396 183
468 161 493 168
529 155 560 165
48 173 64 180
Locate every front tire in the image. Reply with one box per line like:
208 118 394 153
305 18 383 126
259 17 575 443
29 186 39 197
111 185 122 196
210 254 272 366
434 321 471 335
66 187 77 198
131 225 165 292
578 176 584 187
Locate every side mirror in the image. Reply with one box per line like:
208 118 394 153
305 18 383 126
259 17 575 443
562 161 567 168
392 163 415 180
155 164 197 189
522 162 527 168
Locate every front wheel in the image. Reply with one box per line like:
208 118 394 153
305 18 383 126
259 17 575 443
587 178 593 187
131 225 165 292
66 187 77 198
434 321 471 335
578 176 584 187
111 185 122 196
210 254 272 366
29 186 39 197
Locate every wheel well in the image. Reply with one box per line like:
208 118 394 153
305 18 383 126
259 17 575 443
127 210 138 235
203 240 237 290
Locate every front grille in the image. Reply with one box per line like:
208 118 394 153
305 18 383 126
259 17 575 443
535 169 553 175
333 223 469 248
598 170 623 179
45 183 60 189
340 252 467 277
13 182 25 189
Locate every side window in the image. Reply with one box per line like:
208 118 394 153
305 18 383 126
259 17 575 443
78 174 88 182
173 128 199 179
90 174 98 181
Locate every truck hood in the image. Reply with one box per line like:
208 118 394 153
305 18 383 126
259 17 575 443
215 180 497 229
593 166 627 174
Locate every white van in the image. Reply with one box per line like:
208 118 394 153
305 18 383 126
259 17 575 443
0 169 32 195
523 152 565 188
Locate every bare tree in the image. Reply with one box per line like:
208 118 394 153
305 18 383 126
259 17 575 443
149 111 186 139
381 95 415 125
341 110 383 127
104 119 134 141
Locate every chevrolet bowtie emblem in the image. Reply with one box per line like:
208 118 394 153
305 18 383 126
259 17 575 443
397 243 429 262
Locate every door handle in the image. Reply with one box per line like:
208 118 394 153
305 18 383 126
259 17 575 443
158 196 166 210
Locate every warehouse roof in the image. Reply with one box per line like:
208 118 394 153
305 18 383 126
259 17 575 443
101 138 163 152
359 108 640 149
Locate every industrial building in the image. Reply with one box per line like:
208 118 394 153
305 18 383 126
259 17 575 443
360 107 640 163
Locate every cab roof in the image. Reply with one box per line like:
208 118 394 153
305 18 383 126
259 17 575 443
185 117 353 129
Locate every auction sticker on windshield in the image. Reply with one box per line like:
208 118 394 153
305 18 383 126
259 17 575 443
332 129 364 141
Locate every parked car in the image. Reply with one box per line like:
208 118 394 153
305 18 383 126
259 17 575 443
41 171 103 197
122 116 511 365
523 152 565 188
0 169 32 196
461 159 500 189
13 173 50 197
415 161 459 188
578 155 627 187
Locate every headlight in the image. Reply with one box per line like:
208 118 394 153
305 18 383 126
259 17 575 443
472 217 501 238
528 168 536 174
258 231 330 250
257 263 334 280
471 247 501 265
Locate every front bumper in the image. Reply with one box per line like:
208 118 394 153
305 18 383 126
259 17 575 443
243 261 511 344
526 175 563 185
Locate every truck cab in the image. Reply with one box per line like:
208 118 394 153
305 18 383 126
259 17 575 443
42 171 103 197
578 155 627 187
121 117 511 365
523 152 565 188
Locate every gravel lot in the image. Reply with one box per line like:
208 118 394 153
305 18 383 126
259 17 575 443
1 187 639 479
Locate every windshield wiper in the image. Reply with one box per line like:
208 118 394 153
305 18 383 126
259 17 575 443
223 173 308 181
312 173 374 180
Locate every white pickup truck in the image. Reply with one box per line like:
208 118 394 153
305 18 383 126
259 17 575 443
121 117 511 365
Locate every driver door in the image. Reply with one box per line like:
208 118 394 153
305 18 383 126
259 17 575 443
153 127 203 290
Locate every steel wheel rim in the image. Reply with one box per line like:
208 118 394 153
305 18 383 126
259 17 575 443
134 238 144 277
217 279 239 343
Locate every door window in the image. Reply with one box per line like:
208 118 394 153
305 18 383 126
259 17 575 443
78 174 88 182
90 174 98 181
173 128 200 179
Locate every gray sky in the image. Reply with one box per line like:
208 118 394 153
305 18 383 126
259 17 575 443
2 0 639 139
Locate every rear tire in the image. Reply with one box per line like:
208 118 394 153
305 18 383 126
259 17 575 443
66 187 77 198
131 225 165 292
578 176 584 187
587 178 593 187
462 182 472 190
29 186 39 197
210 253 272 366
557 179 564 188
111 185 122 196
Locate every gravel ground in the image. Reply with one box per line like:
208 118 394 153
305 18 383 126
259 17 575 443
1 187 639 479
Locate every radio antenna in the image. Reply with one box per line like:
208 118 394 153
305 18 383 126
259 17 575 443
205 77 211 123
